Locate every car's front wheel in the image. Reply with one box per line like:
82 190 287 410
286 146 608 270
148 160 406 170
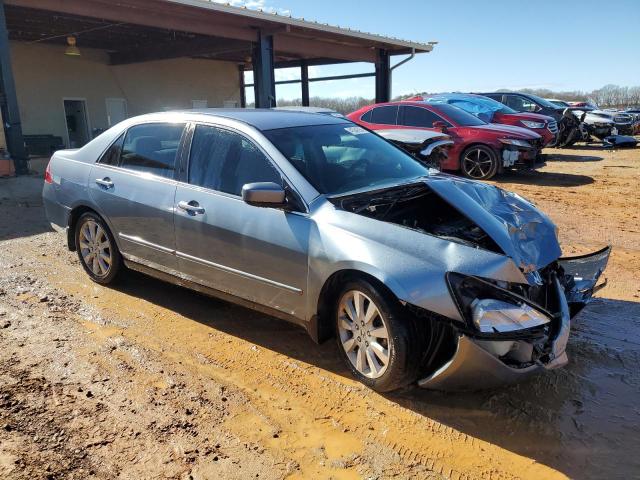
335 279 422 392
460 145 499 180
75 212 122 284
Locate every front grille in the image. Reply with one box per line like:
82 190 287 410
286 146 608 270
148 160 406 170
547 121 558 134
614 114 632 124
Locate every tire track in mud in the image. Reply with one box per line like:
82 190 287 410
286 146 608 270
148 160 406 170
37 255 565 480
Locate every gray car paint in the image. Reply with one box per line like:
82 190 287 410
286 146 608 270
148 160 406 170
43 110 608 390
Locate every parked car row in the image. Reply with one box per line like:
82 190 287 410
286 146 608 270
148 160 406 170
346 97 547 180
339 92 638 178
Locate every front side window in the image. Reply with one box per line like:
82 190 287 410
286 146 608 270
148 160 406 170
120 123 185 178
399 106 442 128
188 125 281 196
505 95 537 112
369 106 399 125
265 123 428 195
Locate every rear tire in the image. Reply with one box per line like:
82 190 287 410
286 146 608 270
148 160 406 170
334 279 422 392
75 212 122 284
460 145 499 180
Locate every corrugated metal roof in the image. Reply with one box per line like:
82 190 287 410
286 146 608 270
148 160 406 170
166 0 435 53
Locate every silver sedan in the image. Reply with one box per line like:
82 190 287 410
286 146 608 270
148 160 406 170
42 110 609 392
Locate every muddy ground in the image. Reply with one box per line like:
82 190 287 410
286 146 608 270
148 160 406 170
0 145 639 480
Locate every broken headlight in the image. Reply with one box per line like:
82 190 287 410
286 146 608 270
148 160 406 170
498 138 532 148
470 298 550 333
446 272 552 337
520 120 546 129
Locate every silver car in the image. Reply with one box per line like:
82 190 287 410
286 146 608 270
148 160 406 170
43 110 610 392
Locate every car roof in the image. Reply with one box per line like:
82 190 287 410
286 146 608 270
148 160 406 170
183 108 350 130
273 106 339 114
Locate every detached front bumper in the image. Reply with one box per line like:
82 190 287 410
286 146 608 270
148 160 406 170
419 276 570 391
419 247 610 391
501 145 542 170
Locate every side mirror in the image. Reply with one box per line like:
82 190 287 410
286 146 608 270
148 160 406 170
432 121 448 132
241 182 286 207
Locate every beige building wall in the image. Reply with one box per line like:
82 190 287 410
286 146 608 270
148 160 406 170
10 41 240 147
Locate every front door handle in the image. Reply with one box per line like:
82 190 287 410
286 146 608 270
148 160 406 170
95 177 114 188
177 200 205 215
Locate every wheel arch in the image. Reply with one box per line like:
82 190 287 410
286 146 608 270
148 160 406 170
67 204 117 251
460 141 500 156
308 267 406 344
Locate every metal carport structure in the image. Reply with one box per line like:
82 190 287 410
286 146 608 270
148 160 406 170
0 0 434 174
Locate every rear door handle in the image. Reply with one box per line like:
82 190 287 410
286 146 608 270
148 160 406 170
177 200 205 215
95 177 114 188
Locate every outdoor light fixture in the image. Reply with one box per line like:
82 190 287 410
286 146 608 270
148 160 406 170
65 36 81 56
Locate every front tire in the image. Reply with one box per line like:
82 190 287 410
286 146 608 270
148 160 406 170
460 145 499 180
335 279 422 392
75 212 122 284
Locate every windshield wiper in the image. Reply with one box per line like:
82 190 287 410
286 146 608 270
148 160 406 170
340 183 429 215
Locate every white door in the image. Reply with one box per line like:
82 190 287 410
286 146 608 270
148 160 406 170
106 98 127 127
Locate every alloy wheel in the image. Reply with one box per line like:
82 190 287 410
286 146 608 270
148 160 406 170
337 290 391 379
79 220 112 277
462 148 495 179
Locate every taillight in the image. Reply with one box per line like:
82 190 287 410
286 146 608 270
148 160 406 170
44 161 53 184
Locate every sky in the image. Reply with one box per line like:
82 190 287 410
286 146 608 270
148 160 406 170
219 0 640 102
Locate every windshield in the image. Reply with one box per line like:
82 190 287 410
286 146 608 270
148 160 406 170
526 93 562 109
427 95 517 122
428 103 487 126
264 123 429 195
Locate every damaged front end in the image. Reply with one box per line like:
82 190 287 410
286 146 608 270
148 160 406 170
499 138 542 170
375 128 454 170
418 248 609 391
333 176 610 390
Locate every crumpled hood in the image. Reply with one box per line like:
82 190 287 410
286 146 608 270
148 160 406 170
425 174 562 275
497 112 554 124
471 123 542 139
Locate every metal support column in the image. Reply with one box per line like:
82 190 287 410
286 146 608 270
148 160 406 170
375 49 391 104
238 64 246 108
0 0 28 174
252 31 276 108
301 60 310 106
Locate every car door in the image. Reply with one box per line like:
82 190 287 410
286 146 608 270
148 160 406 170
89 122 186 272
173 123 309 318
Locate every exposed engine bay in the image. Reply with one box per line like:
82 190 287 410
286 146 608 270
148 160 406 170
374 129 454 170
334 183 502 253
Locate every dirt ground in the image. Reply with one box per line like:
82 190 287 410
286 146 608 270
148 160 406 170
0 144 639 480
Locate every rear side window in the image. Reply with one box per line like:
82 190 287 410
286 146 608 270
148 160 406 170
98 133 124 166
483 93 503 102
399 106 441 128
360 110 373 122
188 124 281 196
119 123 185 178
369 106 398 125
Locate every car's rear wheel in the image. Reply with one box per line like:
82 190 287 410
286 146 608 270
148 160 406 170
75 212 122 284
335 279 422 392
460 145 498 180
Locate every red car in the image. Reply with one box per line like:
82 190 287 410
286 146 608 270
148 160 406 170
406 94 558 147
348 101 543 180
